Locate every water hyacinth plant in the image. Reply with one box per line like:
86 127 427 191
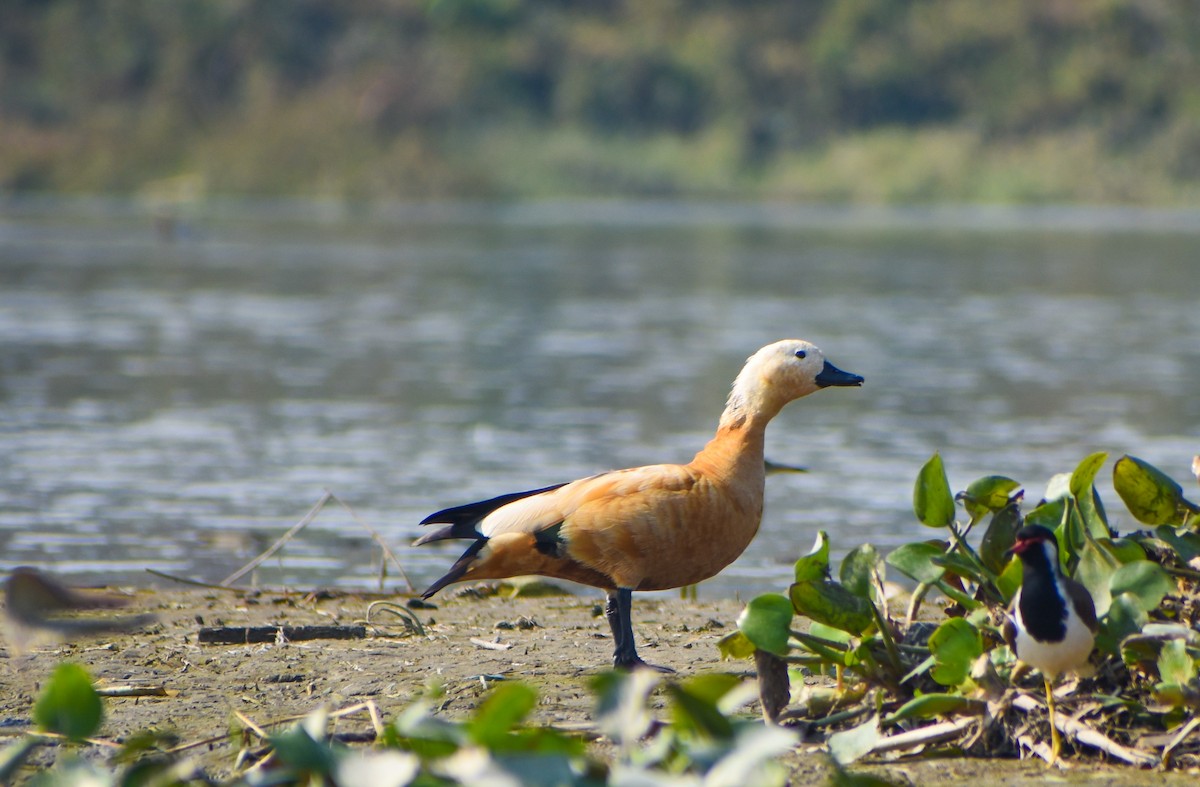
723 452 1200 767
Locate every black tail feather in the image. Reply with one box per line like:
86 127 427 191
421 540 487 599
417 482 568 535
412 523 464 547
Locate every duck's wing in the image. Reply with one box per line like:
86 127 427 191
413 482 569 545
416 464 701 597
479 464 697 537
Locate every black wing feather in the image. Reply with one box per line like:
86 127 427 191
413 482 568 545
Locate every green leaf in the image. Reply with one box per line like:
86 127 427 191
1075 540 1117 616
1024 497 1067 532
269 720 338 775
717 630 757 660
1103 593 1150 656
808 621 854 645
33 663 103 742
1109 560 1176 612
1114 455 1192 525
827 714 880 766
885 541 946 584
794 531 831 582
686 672 745 706
957 475 1020 522
1105 537 1148 564
1070 452 1109 499
914 453 956 528
24 758 111 786
334 750 420 787
468 682 538 747
840 544 883 602
932 551 986 584
591 670 658 749
1071 452 1112 538
1157 639 1197 685
789 580 874 636
736 593 794 657
995 557 1023 604
883 694 985 725
927 618 983 687
979 502 1022 575
665 674 741 740
705 725 798 787
0 738 40 785
1152 682 1197 710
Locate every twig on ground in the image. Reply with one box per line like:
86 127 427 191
197 624 366 644
1161 715 1200 770
868 716 978 757
145 569 247 591
1012 694 1159 767
233 711 269 740
469 637 513 651
95 685 172 698
221 491 334 587
1015 730 1061 768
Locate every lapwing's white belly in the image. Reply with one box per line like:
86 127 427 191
1010 587 1095 680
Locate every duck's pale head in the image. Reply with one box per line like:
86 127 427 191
725 339 863 424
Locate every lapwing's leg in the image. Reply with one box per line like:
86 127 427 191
1045 676 1061 766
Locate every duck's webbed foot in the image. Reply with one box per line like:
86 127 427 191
605 588 675 673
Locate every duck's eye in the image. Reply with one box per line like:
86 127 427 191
794 350 807 360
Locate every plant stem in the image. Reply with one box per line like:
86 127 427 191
946 520 999 587
870 603 904 680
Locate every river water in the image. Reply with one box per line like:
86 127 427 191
1 198 1197 599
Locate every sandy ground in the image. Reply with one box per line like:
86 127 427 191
0 585 1194 784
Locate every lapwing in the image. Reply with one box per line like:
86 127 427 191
1002 524 1098 764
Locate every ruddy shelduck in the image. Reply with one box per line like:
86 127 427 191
414 339 864 670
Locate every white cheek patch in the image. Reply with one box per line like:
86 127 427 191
1041 540 1060 571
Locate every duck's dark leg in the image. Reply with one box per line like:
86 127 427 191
604 588 674 673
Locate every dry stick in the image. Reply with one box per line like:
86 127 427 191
1015 731 1058 766
221 491 333 587
233 710 270 740
1161 715 1200 770
470 637 513 651
198 624 366 644
27 731 123 750
1011 694 1160 767
95 685 170 698
145 568 246 591
867 715 978 756
166 702 381 756
331 492 417 593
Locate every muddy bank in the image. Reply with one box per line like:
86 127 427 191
0 586 1193 784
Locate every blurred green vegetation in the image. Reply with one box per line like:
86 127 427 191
4 0 1200 203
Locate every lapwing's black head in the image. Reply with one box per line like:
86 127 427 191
1007 525 1061 575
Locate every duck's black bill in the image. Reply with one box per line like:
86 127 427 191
815 361 864 388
